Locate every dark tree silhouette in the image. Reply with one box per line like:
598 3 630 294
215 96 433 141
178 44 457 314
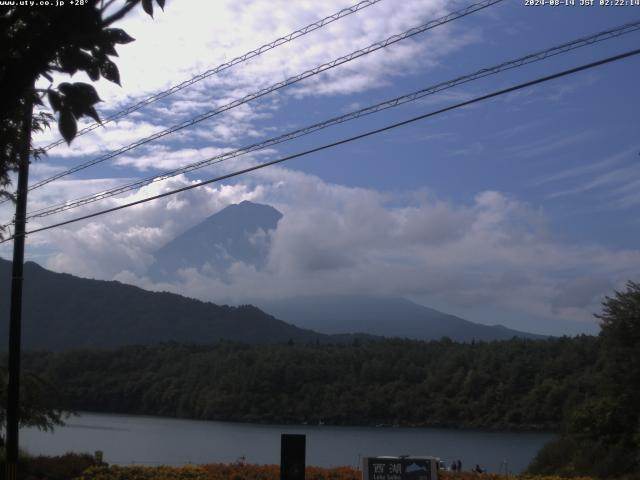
529 281 640 478
0 0 164 203
0 367 67 449
0 0 164 432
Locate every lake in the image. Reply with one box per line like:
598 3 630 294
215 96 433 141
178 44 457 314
21 412 554 474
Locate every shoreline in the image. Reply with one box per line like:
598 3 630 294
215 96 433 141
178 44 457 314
69 410 558 434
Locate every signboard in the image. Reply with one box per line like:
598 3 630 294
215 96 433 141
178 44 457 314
362 457 437 480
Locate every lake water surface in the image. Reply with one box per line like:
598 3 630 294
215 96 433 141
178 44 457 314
21 412 554 474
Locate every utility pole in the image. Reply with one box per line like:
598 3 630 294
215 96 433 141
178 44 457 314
5 93 34 480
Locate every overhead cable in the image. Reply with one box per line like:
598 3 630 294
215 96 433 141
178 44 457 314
26 0 504 192
24 19 640 220
2 47 637 243
39 0 386 153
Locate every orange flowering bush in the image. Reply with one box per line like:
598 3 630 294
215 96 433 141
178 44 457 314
75 463 597 480
441 473 503 480
200 463 279 480
76 464 360 480
440 473 594 480
188 464 360 480
76 465 210 480
306 466 360 480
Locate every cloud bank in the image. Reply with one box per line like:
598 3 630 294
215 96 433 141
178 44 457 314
5 166 636 336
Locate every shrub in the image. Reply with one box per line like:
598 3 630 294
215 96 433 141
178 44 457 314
11 453 96 480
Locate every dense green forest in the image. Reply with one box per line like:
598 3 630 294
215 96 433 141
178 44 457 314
20 335 599 431
528 282 640 478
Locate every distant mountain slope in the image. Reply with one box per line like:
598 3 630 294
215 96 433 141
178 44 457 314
143 200 544 342
148 201 281 281
257 295 545 341
0 258 339 351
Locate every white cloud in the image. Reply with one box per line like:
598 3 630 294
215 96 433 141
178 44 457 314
33 118 165 158
33 0 481 168
14 165 639 335
113 146 232 171
531 145 640 210
530 146 635 186
37 175 261 278
503 131 593 160
9 0 635 337
549 163 640 201
169 0 451 97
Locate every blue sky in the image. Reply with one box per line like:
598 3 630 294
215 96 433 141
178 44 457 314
1 0 639 335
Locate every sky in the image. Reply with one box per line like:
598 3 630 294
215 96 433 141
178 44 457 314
1 0 639 336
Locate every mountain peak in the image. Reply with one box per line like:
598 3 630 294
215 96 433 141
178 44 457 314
197 201 282 227
148 201 282 281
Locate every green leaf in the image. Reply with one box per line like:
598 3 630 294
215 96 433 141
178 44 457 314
85 106 102 125
85 60 101 81
57 50 79 75
70 83 102 106
59 108 77 145
58 83 74 96
47 91 63 112
100 58 121 85
98 42 119 57
103 28 135 45
142 0 153 17
58 49 95 76
52 83 102 125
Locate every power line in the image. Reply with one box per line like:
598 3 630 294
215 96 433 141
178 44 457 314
38 0 386 153
25 0 504 192
23 19 640 221
3 47 637 244
29 0 503 190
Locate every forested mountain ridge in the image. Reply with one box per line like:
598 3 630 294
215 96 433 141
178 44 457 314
0 258 346 350
20 336 600 431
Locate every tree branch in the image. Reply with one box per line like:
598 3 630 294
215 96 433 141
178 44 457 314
102 0 139 26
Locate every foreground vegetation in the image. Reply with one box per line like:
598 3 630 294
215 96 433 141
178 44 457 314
527 282 640 479
0 454 598 480
77 464 598 480
0 453 95 480
3 283 638 478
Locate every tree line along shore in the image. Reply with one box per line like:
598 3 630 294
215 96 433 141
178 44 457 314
21 336 597 431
